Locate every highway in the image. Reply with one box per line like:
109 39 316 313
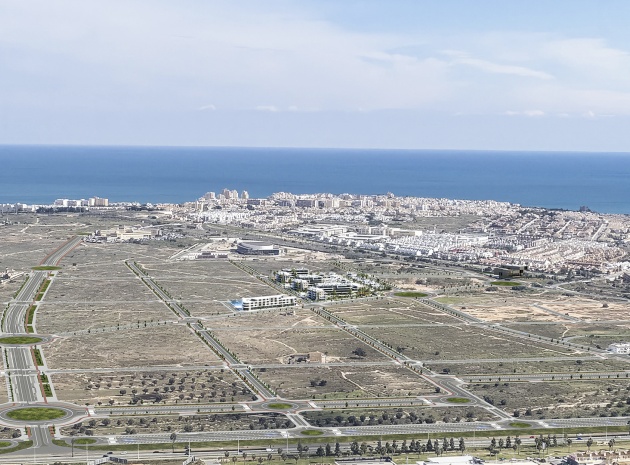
4 347 42 403
0 236 80 451
3 271 46 334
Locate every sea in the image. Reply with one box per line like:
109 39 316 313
1 145 630 214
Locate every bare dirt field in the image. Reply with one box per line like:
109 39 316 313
256 365 435 400
436 292 630 324
467 379 630 419
503 323 571 340
362 325 578 361
45 324 220 369
45 271 159 304
138 261 277 318
62 412 294 436
505 322 630 347
426 357 630 376
0 219 77 272
215 327 390 365
0 375 8 403
52 369 253 406
326 299 461 326
205 308 331 330
36 301 177 335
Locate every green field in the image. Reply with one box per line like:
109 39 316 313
446 397 471 403
33 348 44 366
74 438 97 445
267 403 293 409
0 442 11 448
0 336 42 345
394 292 428 298
0 441 33 455
509 422 532 428
6 407 66 421
300 430 324 436
32 266 61 271
490 281 520 286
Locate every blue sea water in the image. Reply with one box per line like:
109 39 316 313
1 145 630 214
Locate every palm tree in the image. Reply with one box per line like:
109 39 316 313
170 433 177 452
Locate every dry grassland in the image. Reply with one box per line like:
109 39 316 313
257 365 435 400
215 327 389 365
45 324 219 369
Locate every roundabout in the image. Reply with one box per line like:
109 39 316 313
0 403 87 426
259 400 311 412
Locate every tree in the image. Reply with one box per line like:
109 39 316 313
170 432 177 452
350 441 360 455
335 442 341 456
325 443 332 456
316 446 325 457
459 438 465 453
352 347 366 357
587 438 593 451
567 439 572 453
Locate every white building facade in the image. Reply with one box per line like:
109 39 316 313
241 294 297 311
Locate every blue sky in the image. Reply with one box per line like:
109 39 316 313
1 0 630 151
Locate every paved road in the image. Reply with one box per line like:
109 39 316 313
3 271 46 334
5 347 42 403
40 237 82 266
0 237 81 450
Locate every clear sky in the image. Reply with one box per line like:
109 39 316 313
2 0 630 151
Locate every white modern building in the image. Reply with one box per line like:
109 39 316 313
236 240 281 256
241 294 297 311
608 342 630 354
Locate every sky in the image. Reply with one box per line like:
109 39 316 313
1 0 630 151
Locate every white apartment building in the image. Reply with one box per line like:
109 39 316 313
608 342 630 354
241 294 297 311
